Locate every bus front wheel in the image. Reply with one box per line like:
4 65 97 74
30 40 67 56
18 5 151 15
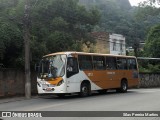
79 83 90 97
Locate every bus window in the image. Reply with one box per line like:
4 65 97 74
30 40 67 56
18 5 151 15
78 55 93 70
117 58 127 70
93 56 105 70
128 58 137 70
67 57 79 78
106 57 117 70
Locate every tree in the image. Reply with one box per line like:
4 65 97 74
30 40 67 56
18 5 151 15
144 24 160 58
147 0 160 5
0 0 100 69
0 19 23 68
31 0 100 54
30 0 100 68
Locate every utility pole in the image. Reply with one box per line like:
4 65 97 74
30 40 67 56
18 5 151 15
24 0 31 99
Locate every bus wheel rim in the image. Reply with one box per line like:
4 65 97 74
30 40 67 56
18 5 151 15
82 86 88 94
123 83 127 90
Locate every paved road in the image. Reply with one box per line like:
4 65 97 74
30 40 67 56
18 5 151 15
0 88 160 120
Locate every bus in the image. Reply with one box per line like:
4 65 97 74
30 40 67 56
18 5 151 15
37 51 139 97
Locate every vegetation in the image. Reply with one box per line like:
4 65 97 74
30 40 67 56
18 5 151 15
0 0 100 68
144 25 160 58
0 0 160 71
135 0 160 72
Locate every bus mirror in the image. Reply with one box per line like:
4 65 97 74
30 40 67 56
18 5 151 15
35 63 40 72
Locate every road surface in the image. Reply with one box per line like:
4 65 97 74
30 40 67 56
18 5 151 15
0 88 160 120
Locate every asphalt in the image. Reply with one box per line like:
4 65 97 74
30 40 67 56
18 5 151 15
0 96 38 104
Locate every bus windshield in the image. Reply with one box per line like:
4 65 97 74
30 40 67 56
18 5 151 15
38 54 66 79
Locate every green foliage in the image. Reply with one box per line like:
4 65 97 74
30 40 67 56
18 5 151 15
148 64 160 72
46 31 74 52
30 0 100 61
1 0 160 70
135 5 160 21
0 19 23 68
138 0 160 7
144 24 160 58
79 0 147 46
139 63 160 73
0 0 100 69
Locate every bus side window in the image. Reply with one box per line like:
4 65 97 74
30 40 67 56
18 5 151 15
128 58 137 70
106 57 117 70
117 58 127 70
67 57 79 78
78 55 93 70
93 56 105 70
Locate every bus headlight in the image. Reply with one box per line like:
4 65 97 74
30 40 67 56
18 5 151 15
57 79 64 86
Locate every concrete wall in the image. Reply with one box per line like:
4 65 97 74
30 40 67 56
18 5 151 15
0 69 37 97
0 69 160 97
139 73 160 88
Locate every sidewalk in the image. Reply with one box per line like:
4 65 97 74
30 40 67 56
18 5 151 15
0 96 38 104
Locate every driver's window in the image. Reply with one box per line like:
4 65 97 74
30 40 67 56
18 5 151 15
67 57 79 78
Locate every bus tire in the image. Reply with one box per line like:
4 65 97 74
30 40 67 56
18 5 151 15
117 80 128 93
79 82 90 97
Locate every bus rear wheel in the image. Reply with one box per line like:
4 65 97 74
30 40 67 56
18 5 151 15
117 80 128 93
79 83 90 97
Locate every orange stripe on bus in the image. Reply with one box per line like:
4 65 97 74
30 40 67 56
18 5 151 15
47 77 63 85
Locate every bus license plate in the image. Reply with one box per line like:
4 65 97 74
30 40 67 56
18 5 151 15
46 88 52 91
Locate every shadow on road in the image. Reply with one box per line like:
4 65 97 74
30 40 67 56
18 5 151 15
39 89 137 100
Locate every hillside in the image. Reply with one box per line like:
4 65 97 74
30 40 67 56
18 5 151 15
79 0 134 45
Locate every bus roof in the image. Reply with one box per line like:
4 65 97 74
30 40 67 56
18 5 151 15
43 51 136 58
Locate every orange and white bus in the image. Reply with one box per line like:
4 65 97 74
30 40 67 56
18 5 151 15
37 51 139 97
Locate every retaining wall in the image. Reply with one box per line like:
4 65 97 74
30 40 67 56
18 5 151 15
139 73 160 88
0 69 160 97
0 69 37 97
